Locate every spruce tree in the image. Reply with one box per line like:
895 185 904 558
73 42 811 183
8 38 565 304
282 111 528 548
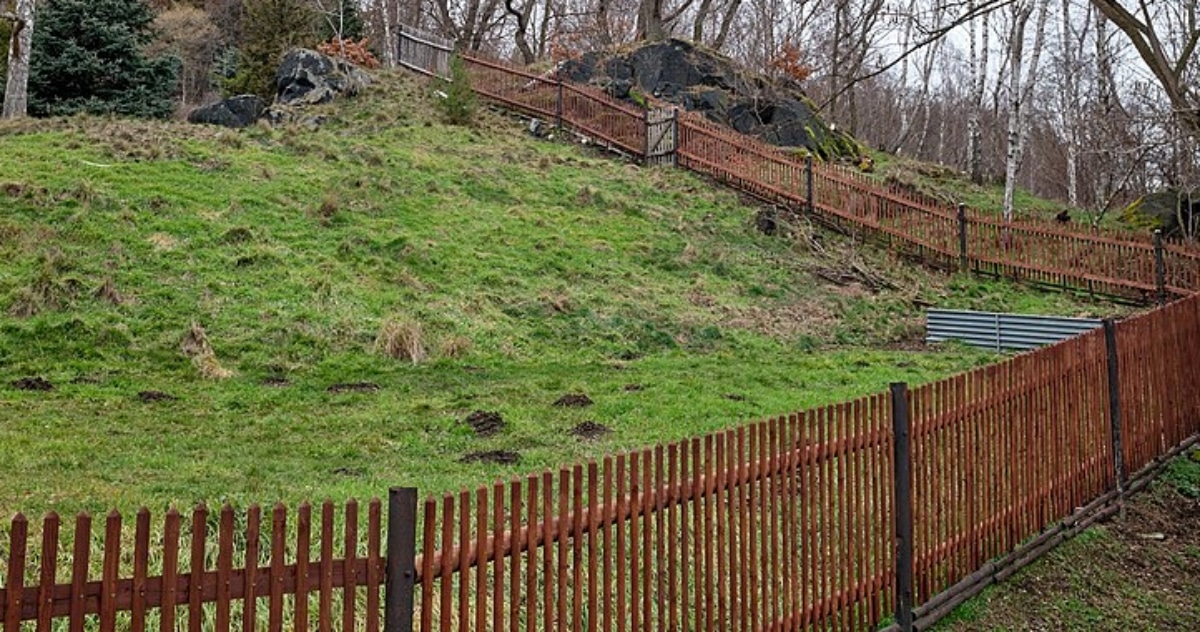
226 0 317 99
28 0 180 118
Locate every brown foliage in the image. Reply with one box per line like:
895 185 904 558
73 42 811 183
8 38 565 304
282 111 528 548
769 43 813 83
317 38 380 69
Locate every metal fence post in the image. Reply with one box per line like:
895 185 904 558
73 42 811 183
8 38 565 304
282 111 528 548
643 108 651 162
1153 229 1166 305
1102 321 1127 514
890 382 914 632
805 155 815 215
385 488 418 632
957 203 969 273
555 74 564 131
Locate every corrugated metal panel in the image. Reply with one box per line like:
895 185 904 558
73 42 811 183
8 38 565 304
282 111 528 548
926 309 1102 352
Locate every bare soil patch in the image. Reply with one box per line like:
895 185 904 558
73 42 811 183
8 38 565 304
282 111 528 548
326 382 380 394
569 421 611 441
464 410 506 437
11 377 54 391
553 393 594 408
461 450 521 465
137 390 177 403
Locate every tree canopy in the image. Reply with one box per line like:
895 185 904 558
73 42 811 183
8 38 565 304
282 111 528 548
28 0 179 118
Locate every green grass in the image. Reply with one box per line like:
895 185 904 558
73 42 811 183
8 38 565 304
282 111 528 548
868 150 1067 221
933 452 1200 631
0 71 1120 520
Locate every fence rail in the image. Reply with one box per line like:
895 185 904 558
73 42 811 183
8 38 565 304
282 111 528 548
2 29 1200 632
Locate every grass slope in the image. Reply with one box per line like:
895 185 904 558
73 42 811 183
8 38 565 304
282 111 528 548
0 72 1119 518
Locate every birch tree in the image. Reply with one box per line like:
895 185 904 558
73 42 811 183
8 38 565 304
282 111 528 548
2 0 35 119
1090 0 1200 140
1001 0 1049 222
966 0 990 183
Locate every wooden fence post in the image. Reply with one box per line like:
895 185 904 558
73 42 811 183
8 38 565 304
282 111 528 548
385 488 418 632
805 155 815 215
890 382 914 632
671 108 679 168
1154 229 1166 305
1102 320 1127 515
957 203 969 273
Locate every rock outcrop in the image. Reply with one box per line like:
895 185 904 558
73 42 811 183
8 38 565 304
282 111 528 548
189 49 372 129
275 48 373 106
187 95 266 129
559 40 860 160
1121 190 1200 237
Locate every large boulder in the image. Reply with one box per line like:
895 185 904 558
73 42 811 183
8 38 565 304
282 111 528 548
1121 190 1200 237
275 48 373 107
187 95 266 129
559 40 860 160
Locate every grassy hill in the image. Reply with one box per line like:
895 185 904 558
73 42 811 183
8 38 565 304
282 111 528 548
0 71 1121 518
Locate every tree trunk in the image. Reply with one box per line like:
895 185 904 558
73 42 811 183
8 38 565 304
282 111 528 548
379 0 396 68
966 0 989 184
2 0 35 119
1090 0 1200 140
505 0 536 63
1001 0 1048 223
637 0 667 41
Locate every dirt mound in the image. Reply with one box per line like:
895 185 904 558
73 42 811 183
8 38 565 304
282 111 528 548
553 393 594 408
11 377 54 391
261 376 291 387
327 382 379 394
138 390 177 402
465 410 506 437
569 421 611 441
461 450 521 465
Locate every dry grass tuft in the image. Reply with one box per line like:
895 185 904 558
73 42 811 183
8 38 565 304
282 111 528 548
375 318 428 364
181 323 233 380
192 354 234 380
94 277 130 306
147 233 178 251
439 335 473 359
316 193 340 226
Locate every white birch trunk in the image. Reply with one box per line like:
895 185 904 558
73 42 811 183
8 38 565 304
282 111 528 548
2 0 35 119
380 0 396 68
966 1 989 184
1002 0 1048 224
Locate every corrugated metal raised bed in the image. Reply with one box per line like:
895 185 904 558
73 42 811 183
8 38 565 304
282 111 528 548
926 309 1103 352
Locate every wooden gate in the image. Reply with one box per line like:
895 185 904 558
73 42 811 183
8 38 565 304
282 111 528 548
398 24 453 79
646 107 678 166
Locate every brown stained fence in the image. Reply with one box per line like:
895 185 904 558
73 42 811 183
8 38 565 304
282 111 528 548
413 399 897 632
906 331 1115 603
395 34 1200 300
0 501 383 631
1114 295 1200 475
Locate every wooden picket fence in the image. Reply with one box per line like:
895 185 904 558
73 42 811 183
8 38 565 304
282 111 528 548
393 39 1200 302
0 501 384 630
3 32 1200 632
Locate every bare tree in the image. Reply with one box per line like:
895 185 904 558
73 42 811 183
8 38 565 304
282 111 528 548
2 0 34 119
504 0 537 62
966 0 991 183
1090 0 1200 139
1000 0 1049 222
